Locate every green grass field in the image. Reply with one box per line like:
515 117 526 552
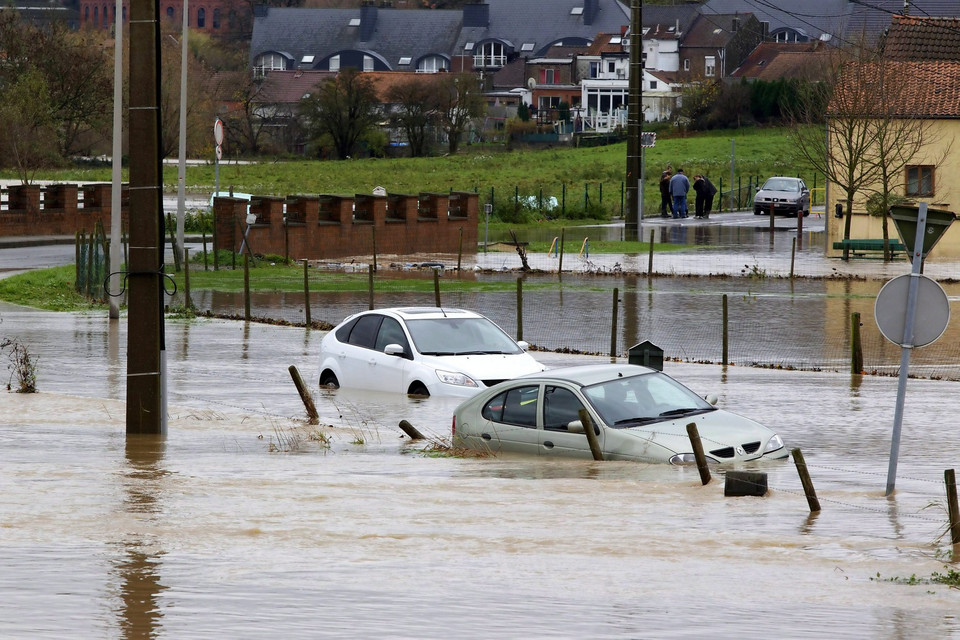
2 126 815 219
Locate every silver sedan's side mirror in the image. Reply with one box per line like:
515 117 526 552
566 420 584 433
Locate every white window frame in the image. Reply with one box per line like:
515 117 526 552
474 41 506 69
254 52 287 77
329 55 341 72
705 55 716 77
417 55 448 73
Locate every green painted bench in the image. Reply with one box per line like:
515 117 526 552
832 238 906 256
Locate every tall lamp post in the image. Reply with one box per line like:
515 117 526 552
625 0 642 240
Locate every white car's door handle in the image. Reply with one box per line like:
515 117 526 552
481 433 492 441
367 358 376 366
542 441 554 449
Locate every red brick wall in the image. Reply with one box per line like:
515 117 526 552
214 192 479 260
0 183 129 237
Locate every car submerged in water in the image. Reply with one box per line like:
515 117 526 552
452 363 788 464
317 307 545 397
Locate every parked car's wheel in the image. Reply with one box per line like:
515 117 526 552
319 370 339 388
408 382 430 397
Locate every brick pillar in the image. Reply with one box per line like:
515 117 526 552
214 197 248 252
8 185 41 214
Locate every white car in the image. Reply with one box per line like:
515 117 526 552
452 363 788 464
753 177 810 217
317 307 545 397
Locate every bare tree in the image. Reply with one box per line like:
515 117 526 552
298 68 380 159
434 72 485 155
385 75 440 157
787 46 881 260
858 60 951 260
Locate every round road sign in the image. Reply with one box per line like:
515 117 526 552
214 118 224 146
875 273 950 347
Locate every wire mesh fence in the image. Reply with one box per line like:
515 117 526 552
163 259 960 382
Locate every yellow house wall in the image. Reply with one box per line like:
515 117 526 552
826 118 960 258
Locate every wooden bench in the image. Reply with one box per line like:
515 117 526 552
832 238 906 256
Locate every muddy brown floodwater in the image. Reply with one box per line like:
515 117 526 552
2 303 960 639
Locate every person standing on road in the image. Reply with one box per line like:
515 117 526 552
693 174 718 219
659 168 672 217
669 168 690 219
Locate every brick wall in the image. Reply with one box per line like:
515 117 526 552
213 192 479 260
0 184 130 237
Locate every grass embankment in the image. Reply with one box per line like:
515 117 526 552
0 266 101 312
3 126 814 216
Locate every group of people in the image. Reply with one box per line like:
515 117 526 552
658 167 718 220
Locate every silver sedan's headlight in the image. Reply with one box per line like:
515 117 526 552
435 370 479 387
669 453 719 465
763 434 784 454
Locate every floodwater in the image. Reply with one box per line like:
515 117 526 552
2 305 960 639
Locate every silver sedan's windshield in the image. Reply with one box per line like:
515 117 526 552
405 317 523 356
761 179 799 192
582 372 715 428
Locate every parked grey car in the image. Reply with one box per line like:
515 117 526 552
754 177 810 217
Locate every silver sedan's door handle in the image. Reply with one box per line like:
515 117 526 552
542 441 554 449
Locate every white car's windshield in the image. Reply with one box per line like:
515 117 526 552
582 372 715 428
761 179 799 192
406 317 523 356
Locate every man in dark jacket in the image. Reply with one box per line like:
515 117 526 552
693 174 718 218
658 169 672 217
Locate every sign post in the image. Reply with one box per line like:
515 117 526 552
879 202 955 495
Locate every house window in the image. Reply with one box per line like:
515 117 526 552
649 80 658 90
254 53 287 77
417 55 448 73
540 68 558 84
197 7 205 28
683 58 690 71
705 56 715 77
363 55 374 72
474 41 506 69
213 8 220 29
589 61 599 78
607 61 616 74
906 165 935 197
166 6 174 21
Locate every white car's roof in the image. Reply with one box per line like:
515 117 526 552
357 307 484 321
516 363 656 386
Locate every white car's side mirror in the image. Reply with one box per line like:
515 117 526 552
705 393 719 406
384 343 405 356
517 340 530 351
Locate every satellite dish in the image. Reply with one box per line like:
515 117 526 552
527 77 536 89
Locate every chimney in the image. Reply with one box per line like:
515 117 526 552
732 17 739 32
463 2 489 28
584 0 598 25
360 1 377 41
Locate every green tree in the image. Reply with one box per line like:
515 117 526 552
434 72 485 154
385 75 439 157
299 68 380 159
0 68 59 183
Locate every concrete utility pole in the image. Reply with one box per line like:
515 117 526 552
126 0 167 435
625 0 641 240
